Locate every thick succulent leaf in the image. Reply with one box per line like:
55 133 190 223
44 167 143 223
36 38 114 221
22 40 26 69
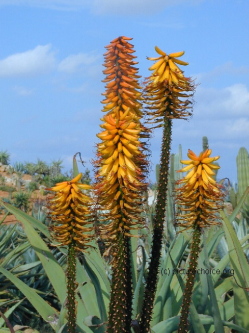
73 152 80 178
189 303 206 333
0 201 50 238
76 259 101 319
132 244 146 318
0 300 23 328
221 210 249 330
81 252 109 323
0 242 31 268
0 201 67 304
130 235 138 291
152 233 189 325
84 316 106 333
0 267 57 329
152 314 249 333
203 239 224 333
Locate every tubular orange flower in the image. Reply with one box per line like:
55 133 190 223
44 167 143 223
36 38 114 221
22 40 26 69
95 36 148 245
47 173 93 251
176 149 224 230
101 36 143 119
95 36 149 333
145 46 195 128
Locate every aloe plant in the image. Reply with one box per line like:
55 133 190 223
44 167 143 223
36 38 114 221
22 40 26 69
1 36 249 333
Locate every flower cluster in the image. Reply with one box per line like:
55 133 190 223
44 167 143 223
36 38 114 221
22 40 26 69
47 173 93 251
95 36 148 245
176 149 224 230
145 46 194 127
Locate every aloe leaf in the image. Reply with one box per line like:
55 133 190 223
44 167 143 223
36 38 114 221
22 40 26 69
228 186 249 223
0 212 9 225
152 314 249 333
56 307 67 333
203 235 224 333
1 242 31 268
151 316 180 332
57 322 91 333
0 201 67 304
84 316 106 333
76 259 102 319
221 210 249 329
86 245 111 294
0 225 17 246
214 276 233 302
0 201 50 238
11 261 41 273
81 253 108 322
73 152 80 177
0 267 57 329
152 233 189 325
189 303 206 333
192 258 209 314
205 227 224 257
0 300 23 328
130 236 138 291
132 245 146 318
75 297 96 333
221 210 249 285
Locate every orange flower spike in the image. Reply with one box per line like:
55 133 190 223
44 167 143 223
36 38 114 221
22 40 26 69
95 36 148 245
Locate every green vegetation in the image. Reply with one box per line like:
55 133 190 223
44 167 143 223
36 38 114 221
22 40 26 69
0 37 248 333
0 150 10 165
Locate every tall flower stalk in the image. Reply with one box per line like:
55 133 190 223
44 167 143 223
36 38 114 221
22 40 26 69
94 36 148 333
176 149 224 332
47 173 93 333
140 47 194 331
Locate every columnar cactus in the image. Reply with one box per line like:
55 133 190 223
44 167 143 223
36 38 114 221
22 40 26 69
236 147 249 207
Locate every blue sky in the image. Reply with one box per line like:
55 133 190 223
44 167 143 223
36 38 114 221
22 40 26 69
0 0 248 183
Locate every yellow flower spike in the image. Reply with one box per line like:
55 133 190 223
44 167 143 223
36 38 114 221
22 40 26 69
145 47 194 128
176 149 224 230
95 36 148 255
47 176 93 251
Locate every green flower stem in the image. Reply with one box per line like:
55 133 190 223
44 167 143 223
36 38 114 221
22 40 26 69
178 226 201 332
140 117 172 332
67 242 77 333
107 233 133 333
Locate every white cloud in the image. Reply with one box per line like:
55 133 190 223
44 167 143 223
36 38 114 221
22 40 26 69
0 45 56 77
0 0 89 10
195 84 249 117
0 0 204 13
58 53 99 73
224 118 249 138
195 62 249 83
92 0 203 15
